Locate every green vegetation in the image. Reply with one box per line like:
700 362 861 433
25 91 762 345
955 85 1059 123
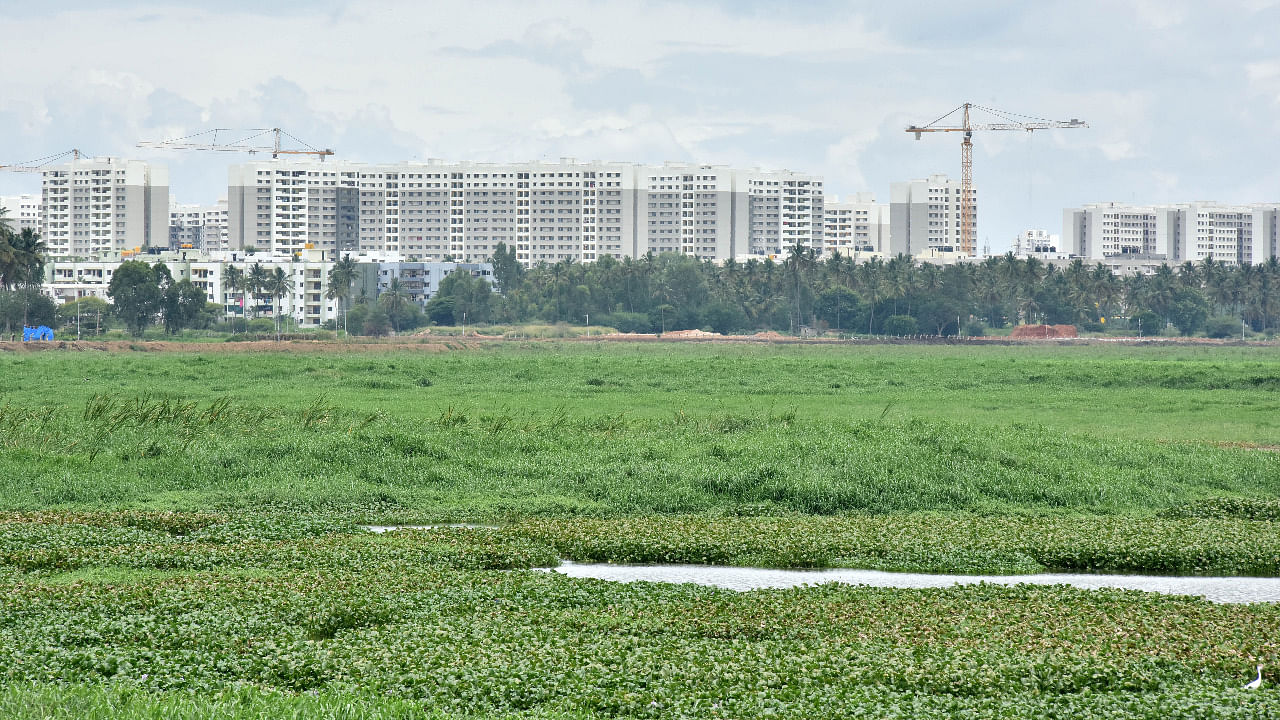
2 343 1278 716
1 514 1278 718
429 243 1280 338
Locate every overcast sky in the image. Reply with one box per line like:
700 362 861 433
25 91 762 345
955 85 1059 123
2 0 1278 252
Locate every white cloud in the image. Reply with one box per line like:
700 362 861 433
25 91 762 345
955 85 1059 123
1 0 1277 251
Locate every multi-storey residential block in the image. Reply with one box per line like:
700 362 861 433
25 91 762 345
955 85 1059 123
1063 202 1280 266
41 249 490 329
1011 229 1070 259
824 192 889 257
169 199 229 251
227 159 824 265
889 174 978 256
0 194 42 235
39 157 168 257
376 262 494 308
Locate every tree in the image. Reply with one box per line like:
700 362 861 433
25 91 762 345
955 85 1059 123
0 288 55 335
816 287 863 331
362 302 392 336
1168 288 1209 336
326 255 357 336
266 267 291 340
161 279 207 334
424 294 456 326
222 265 245 332
247 263 270 320
882 314 918 336
489 242 524 294
380 277 409 333
107 260 163 337
56 297 111 336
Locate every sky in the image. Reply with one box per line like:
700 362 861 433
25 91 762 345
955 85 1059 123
2 0 1279 253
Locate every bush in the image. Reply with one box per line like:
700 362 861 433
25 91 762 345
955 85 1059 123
1128 310 1160 336
962 320 986 337
247 318 274 334
1078 321 1105 333
1204 316 1241 339
882 315 918 336
601 312 651 334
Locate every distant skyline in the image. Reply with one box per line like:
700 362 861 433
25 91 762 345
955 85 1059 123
3 0 1279 253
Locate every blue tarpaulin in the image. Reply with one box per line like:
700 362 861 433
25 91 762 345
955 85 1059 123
22 326 53 342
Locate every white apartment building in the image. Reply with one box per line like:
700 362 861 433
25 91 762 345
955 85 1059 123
376 262 494 308
41 249 488 329
0 194 42 234
169 199 229 251
823 192 889 257
40 157 168 257
1011 229 1070 259
227 159 824 266
889 174 978 257
1063 202 1280 266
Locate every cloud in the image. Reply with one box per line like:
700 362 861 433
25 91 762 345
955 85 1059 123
1 0 1277 252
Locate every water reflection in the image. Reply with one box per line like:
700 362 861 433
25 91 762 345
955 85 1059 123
548 561 1280 604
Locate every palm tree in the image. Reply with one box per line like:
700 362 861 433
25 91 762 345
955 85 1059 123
247 263 270 320
381 277 409 334
0 207 19 291
222 265 245 331
326 254 357 336
266 266 291 340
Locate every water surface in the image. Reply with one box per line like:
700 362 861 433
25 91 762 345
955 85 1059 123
549 562 1280 604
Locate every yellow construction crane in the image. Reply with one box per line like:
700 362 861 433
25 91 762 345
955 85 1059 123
907 103 1086 255
0 148 85 172
137 127 334 159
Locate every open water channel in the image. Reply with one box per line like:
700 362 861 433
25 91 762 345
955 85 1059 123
364 526 1280 604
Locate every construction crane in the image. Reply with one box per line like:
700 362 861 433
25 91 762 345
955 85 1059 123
906 103 1086 255
0 148 85 172
137 127 334 159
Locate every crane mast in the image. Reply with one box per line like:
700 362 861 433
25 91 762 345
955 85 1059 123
907 103 1087 255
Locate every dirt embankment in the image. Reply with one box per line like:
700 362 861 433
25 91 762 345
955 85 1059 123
1009 324 1079 339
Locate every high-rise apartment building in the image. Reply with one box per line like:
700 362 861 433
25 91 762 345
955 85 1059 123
169 199 229 251
823 192 889 257
39 157 168 257
0 194 42 235
1064 202 1280 266
227 159 824 265
889 174 977 256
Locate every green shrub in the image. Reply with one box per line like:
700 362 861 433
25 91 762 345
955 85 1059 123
882 315 918 336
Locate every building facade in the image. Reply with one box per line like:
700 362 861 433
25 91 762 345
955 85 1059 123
40 157 168 257
41 249 490 329
0 193 42 234
823 192 889 257
1063 202 1280 266
169 199 229 252
889 174 978 257
1011 229 1070 260
227 159 824 266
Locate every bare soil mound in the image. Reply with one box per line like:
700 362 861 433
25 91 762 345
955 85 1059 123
1009 324 1079 339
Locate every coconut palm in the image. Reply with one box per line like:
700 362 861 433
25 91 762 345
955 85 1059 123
247 263 270 320
326 254 357 336
266 266 291 340
222 265 245 331
380 276 409 334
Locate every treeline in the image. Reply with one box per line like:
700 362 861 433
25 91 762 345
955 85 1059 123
421 242 1280 337
0 211 55 337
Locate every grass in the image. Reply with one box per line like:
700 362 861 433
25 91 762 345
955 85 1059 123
2 342 1279 716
